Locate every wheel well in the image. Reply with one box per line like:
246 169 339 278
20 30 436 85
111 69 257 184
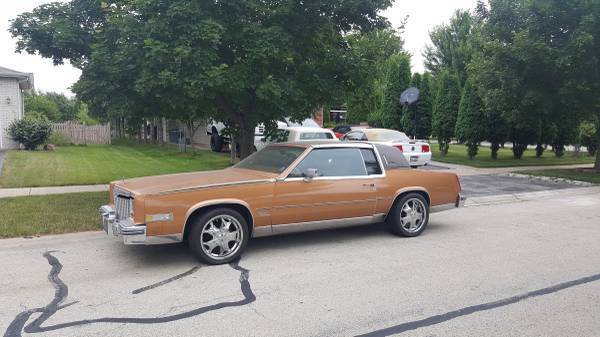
392 190 431 209
183 204 253 241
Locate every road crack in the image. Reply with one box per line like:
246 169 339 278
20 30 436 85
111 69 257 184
3 252 255 337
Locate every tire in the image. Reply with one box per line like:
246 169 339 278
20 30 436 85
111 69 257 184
188 208 249 265
210 130 223 152
410 165 419 169
388 193 429 237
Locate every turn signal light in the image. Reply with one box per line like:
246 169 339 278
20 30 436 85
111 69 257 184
394 145 403 152
422 145 430 152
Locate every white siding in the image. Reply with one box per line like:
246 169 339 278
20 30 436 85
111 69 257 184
0 78 21 149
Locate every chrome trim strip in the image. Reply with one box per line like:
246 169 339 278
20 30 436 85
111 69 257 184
252 225 273 238
149 179 275 196
146 234 183 245
253 214 386 238
430 203 456 213
271 199 377 210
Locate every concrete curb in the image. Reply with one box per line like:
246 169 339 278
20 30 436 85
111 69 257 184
464 186 600 207
0 184 109 198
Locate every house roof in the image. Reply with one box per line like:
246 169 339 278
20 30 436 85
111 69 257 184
0 66 34 90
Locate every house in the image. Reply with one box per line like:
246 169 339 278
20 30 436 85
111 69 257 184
0 66 34 150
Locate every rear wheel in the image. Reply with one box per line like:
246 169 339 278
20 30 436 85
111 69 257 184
188 208 249 264
388 193 429 237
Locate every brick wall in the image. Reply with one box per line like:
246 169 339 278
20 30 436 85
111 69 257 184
0 78 21 150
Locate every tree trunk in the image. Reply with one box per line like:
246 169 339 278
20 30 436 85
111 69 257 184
237 122 255 159
513 143 527 159
162 118 167 145
535 143 544 157
490 142 500 160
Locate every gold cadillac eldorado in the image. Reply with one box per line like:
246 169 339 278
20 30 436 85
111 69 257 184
100 142 465 264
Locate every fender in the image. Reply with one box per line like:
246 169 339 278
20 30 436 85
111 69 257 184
388 186 431 213
182 198 255 237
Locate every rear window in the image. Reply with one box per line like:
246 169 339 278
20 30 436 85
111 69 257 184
366 130 409 142
374 144 410 169
299 132 334 140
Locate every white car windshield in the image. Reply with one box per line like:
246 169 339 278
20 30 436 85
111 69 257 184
236 146 305 173
366 130 409 142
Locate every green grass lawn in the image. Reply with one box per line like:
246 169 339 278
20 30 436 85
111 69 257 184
519 169 600 184
0 192 107 238
0 141 231 188
431 145 596 168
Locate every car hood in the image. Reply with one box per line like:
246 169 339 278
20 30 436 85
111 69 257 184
113 168 278 195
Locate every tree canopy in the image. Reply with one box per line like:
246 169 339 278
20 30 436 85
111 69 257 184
11 0 393 158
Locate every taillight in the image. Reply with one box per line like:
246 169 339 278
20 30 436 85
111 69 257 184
456 175 462 191
422 144 430 152
394 145 404 152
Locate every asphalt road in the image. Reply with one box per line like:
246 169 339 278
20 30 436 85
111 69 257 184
2 188 600 337
459 174 579 197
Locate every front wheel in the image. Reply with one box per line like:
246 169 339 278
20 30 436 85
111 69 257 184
188 208 249 264
388 193 429 237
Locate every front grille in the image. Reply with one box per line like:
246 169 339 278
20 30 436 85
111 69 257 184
113 187 133 220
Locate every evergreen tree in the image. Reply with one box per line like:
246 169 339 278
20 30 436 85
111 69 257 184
455 79 485 159
432 70 461 155
379 53 411 129
401 73 433 139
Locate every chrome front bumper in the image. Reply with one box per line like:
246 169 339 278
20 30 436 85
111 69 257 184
99 205 147 245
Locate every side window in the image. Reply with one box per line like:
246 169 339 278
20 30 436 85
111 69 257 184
344 131 366 141
289 148 368 177
360 149 382 175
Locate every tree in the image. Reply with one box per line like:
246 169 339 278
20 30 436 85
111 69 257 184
24 92 61 121
455 78 486 159
12 0 393 159
401 73 433 139
378 53 412 129
345 28 405 124
432 70 461 155
424 9 475 86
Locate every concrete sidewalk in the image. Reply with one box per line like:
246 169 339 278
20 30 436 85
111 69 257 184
0 184 109 198
429 160 592 176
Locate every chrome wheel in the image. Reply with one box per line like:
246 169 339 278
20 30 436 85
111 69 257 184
400 198 427 233
200 215 243 260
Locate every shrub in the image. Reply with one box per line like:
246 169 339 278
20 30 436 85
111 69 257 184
7 116 52 150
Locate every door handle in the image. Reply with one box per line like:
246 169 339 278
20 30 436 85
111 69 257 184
362 183 375 187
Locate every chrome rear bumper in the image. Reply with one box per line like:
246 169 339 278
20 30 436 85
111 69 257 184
99 205 147 245
456 194 466 207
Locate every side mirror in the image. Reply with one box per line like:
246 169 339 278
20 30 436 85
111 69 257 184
303 168 318 182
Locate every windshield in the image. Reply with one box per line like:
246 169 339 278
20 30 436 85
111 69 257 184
366 130 409 142
236 145 306 173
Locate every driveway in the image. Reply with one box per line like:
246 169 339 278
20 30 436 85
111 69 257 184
2 188 600 337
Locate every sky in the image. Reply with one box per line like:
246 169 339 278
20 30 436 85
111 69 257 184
0 0 478 97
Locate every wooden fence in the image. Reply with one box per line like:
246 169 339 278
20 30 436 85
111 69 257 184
51 121 111 145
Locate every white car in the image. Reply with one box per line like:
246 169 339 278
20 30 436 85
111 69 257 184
343 128 431 167
255 126 338 152
207 118 319 152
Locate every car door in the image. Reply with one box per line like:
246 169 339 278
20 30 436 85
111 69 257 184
271 147 381 225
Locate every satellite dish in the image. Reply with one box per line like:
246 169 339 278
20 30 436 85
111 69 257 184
399 87 420 106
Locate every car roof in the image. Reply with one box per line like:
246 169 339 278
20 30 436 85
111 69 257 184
284 126 334 132
269 141 374 149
